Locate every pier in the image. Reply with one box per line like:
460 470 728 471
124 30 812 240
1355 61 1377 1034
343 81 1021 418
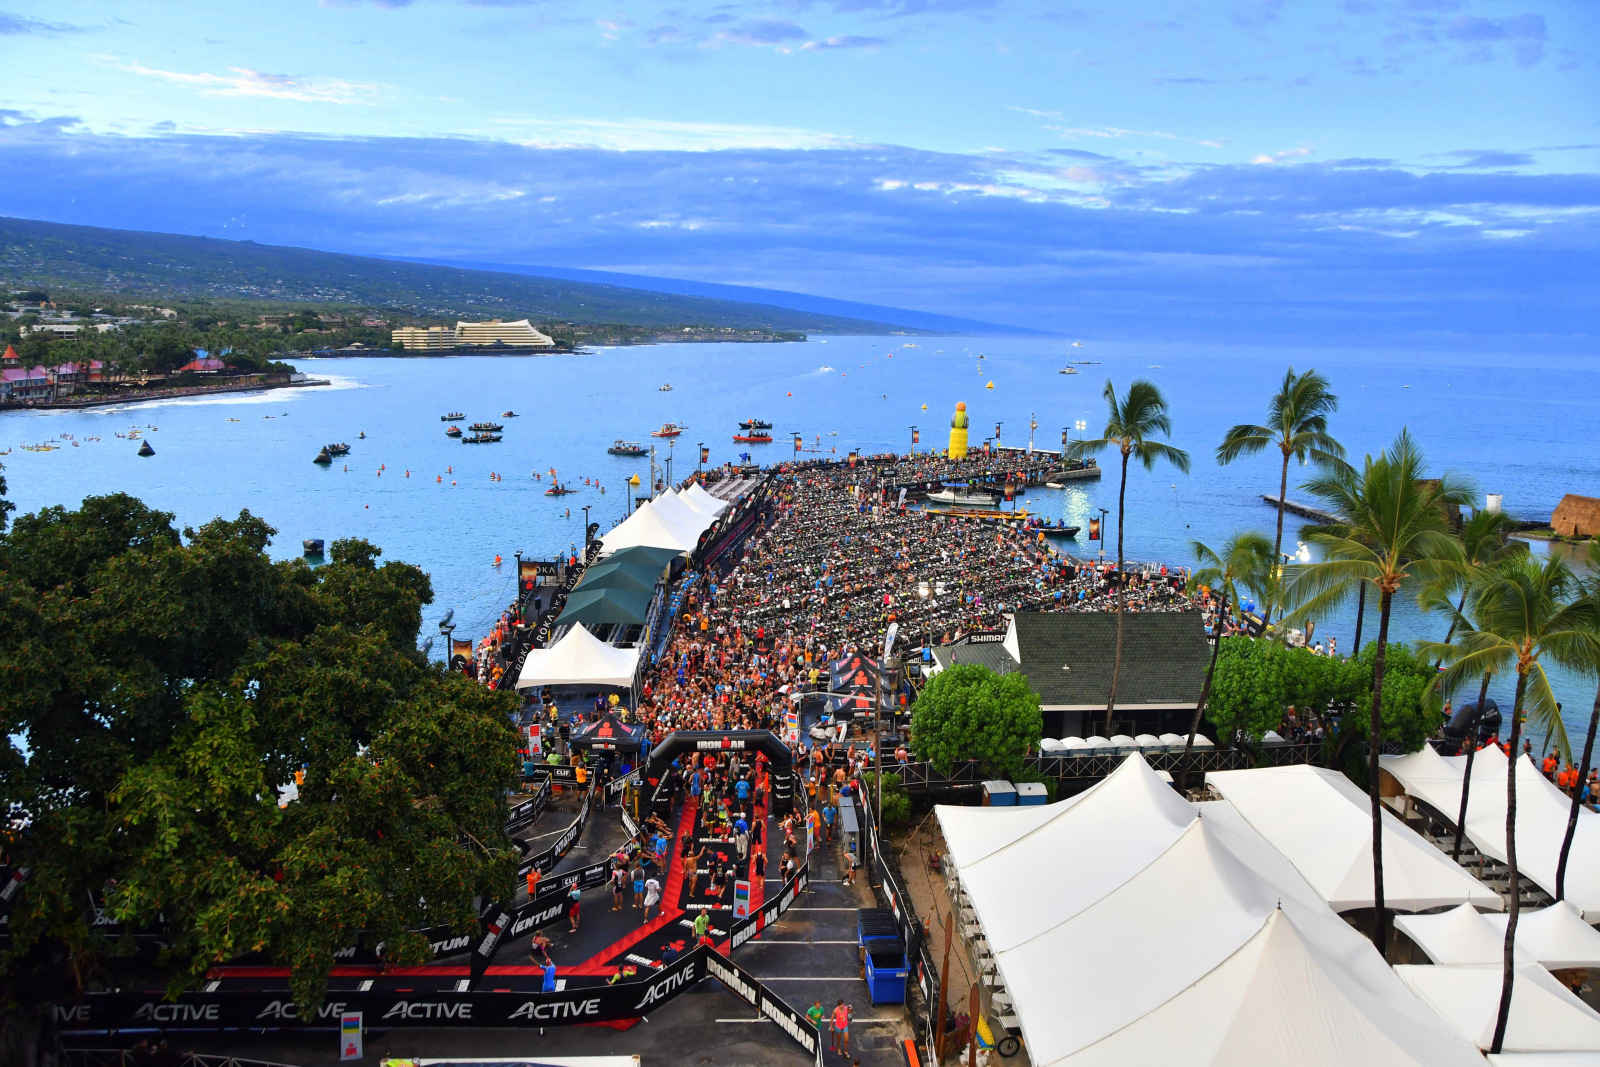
1262 494 1342 524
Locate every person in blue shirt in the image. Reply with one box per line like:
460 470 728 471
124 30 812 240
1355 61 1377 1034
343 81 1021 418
542 961 558 992
822 801 837 843
736 776 751 802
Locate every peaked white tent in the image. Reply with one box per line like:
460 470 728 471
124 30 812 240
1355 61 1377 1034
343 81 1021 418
1484 902 1600 970
1066 909 1475 1067
514 624 641 689
1395 904 1531 966
936 754 1484 1067
598 500 697 556
1381 746 1600 921
1396 963 1600 1053
1208 765 1501 913
680 483 729 517
651 491 716 539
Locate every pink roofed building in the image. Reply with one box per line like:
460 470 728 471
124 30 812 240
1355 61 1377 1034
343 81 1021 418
177 356 230 374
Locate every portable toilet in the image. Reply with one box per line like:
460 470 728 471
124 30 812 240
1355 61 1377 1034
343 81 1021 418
982 780 1017 806
1015 781 1048 806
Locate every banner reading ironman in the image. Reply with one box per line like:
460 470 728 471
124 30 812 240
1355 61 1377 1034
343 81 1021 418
829 651 879 718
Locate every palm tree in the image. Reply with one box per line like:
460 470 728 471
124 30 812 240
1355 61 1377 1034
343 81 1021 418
1425 510 1526 664
1179 532 1274 791
1426 555 1596 1054
1283 429 1471 957
1070 379 1191 732
1558 541 1600 902
1216 367 1346 625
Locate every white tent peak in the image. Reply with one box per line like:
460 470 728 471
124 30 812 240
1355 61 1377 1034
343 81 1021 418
514 623 640 690
1395 904 1528 966
1484 901 1600 971
1396 962 1600 1053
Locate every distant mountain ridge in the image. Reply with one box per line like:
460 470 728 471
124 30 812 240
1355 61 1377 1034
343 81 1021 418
403 258 1046 337
0 216 926 334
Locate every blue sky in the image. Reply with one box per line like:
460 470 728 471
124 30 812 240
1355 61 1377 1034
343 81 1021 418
0 0 1595 343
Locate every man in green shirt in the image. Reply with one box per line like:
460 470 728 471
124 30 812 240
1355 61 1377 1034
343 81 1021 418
806 1000 826 1030
692 911 711 941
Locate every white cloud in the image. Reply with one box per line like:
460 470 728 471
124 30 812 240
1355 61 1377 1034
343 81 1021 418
490 115 848 152
103 59 384 105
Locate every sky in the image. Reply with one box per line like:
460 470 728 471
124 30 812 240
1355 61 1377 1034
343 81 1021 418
0 0 1595 343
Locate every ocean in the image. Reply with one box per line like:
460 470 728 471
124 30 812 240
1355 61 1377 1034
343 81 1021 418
5 335 1597 743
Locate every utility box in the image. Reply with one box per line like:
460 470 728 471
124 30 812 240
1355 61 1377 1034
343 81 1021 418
982 780 1017 806
1015 781 1048 806
864 943 908 1004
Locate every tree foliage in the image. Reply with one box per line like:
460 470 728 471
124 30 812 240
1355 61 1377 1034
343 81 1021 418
910 664 1041 780
1205 637 1441 754
0 494 520 1013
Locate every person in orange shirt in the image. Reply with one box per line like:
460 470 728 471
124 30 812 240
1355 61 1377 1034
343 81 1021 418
526 867 541 898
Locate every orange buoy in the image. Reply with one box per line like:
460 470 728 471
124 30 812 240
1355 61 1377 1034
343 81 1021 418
437 475 442 482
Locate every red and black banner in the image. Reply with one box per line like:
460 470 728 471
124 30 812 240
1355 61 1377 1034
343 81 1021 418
1088 517 1101 541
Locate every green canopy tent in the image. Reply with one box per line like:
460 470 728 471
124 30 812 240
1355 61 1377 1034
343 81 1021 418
558 584 654 627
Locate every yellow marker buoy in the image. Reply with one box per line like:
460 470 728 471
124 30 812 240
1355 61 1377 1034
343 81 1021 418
985 381 995 389
921 403 928 410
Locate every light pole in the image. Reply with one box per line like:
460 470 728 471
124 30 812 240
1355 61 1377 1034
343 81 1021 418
697 442 704 476
1097 507 1109 565
909 425 918 455
1028 414 1037 456
582 505 592 547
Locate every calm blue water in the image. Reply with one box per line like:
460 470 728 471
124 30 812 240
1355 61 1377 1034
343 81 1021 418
4 336 1597 742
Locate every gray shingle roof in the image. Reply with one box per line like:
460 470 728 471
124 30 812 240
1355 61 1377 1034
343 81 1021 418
1011 612 1210 709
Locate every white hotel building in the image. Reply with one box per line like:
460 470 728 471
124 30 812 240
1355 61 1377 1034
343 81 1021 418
392 319 556 351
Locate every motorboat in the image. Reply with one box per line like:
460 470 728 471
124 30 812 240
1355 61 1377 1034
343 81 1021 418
502 411 520 417
325 442 351 455
926 484 1002 507
659 384 673 392
1058 366 1079 375
441 412 465 421
545 482 577 496
739 417 773 431
608 440 647 456
445 425 462 438
733 430 774 443
651 422 684 437
462 432 502 443
469 421 504 432
1041 525 1082 540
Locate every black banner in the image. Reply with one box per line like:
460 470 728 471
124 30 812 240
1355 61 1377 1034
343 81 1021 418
60 947 713 1033
704 950 821 1062
516 789 591 879
728 863 809 951
605 768 641 800
469 903 512 981
504 778 551 833
523 763 579 785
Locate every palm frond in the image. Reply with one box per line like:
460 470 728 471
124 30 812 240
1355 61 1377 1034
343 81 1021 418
1216 424 1273 465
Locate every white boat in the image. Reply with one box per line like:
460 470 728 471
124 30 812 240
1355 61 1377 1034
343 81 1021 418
659 383 673 391
927 485 1002 507
1059 366 1079 374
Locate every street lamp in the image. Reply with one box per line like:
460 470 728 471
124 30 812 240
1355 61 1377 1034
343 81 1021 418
582 505 592 547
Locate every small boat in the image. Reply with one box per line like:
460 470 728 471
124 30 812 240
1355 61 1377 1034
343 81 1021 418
1058 366 1079 375
137 440 155 457
608 440 648 456
462 432 502 443
651 423 685 437
358 431 366 439
313 448 333 465
226 418 240 423
739 418 773 431
659 384 673 392
469 421 504 432
1041 525 1082 541
303 539 325 556
445 425 462 438
441 412 465 421
502 411 520 418
733 431 773 444
545 482 577 496
326 442 351 456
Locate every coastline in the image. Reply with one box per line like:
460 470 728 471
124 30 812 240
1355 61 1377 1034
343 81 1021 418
1 376 331 413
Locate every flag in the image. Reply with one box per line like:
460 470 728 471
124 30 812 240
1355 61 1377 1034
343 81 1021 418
1088 518 1101 541
912 429 920 444
700 445 709 464
793 434 803 452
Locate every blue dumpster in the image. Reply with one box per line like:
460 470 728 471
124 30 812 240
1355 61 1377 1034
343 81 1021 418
864 942 908 1004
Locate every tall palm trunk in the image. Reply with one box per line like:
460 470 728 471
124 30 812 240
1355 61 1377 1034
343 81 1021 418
1353 583 1366 654
1557 686 1600 900
1491 668 1529 1056
1106 449 1130 734
1179 587 1228 793
1367 587 1394 957
1263 448 1290 629
1454 671 1492 861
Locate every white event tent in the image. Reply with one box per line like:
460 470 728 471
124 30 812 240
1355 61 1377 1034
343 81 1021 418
598 499 699 556
1396 963 1600 1053
651 490 717 540
1380 745 1600 921
1483 902 1600 971
1208 765 1502 913
935 754 1484 1067
681 482 730 516
1394 904 1532 966
514 623 641 689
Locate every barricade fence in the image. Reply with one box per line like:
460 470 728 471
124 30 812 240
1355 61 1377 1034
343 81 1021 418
730 862 810 951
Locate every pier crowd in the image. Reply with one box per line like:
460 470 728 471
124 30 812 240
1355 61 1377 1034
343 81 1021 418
629 455 1200 740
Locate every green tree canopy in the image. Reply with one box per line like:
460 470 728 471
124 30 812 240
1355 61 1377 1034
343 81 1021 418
0 494 520 1019
910 663 1041 780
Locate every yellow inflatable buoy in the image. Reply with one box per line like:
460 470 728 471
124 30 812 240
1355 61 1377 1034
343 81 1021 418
949 401 970 460
985 381 995 389
921 403 928 410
